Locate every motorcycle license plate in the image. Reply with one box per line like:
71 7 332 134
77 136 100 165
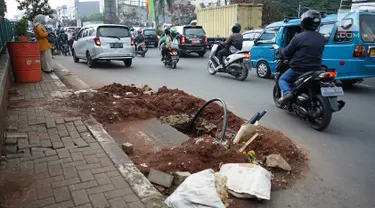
149 42 154 44
110 43 123 48
321 87 344 97
171 56 179 60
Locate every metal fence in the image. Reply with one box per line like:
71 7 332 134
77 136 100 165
0 19 14 59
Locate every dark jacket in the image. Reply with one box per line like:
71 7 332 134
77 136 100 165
280 30 325 73
134 35 145 44
225 33 243 50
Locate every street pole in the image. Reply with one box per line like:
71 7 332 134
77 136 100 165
298 4 301 17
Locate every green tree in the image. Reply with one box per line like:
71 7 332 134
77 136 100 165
88 12 105 21
16 0 54 21
157 0 173 23
172 2 196 25
0 0 6 18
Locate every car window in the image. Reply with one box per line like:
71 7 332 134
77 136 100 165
77 29 85 39
360 14 375 43
243 32 254 41
97 26 130 38
184 28 205 37
82 29 89 38
254 32 261 39
88 28 96 37
144 30 157 35
319 23 335 40
257 28 279 43
334 18 354 43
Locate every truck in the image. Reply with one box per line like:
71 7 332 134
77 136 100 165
197 4 263 48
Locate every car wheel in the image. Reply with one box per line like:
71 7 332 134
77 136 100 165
154 43 158 48
86 52 95 68
124 59 132 67
198 51 205 57
256 61 271 78
72 50 79 63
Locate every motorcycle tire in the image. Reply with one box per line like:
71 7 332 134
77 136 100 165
207 60 216 75
172 62 177 69
273 85 282 109
235 63 249 81
309 94 332 131
141 53 145 57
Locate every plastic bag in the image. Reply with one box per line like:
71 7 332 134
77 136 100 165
219 163 271 200
165 169 226 208
171 39 179 49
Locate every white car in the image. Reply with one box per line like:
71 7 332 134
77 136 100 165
242 29 263 51
72 24 135 68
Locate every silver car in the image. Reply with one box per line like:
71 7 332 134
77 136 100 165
72 24 135 68
242 29 263 52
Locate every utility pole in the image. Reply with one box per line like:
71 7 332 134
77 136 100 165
297 4 301 17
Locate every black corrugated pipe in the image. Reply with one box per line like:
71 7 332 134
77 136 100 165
190 98 228 141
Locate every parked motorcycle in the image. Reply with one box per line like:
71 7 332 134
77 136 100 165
207 42 250 81
272 44 345 131
163 48 179 69
136 42 148 57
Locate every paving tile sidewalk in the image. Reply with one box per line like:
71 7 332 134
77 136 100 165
1 73 146 208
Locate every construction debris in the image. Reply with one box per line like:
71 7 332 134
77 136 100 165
266 154 292 171
148 169 174 188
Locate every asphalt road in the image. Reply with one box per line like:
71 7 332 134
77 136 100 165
54 49 375 208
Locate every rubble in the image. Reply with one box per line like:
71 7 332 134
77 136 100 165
148 169 174 188
266 154 292 171
173 171 191 186
214 173 230 207
122 143 134 155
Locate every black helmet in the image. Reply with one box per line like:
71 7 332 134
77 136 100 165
164 27 170 35
300 10 321 30
232 23 241 33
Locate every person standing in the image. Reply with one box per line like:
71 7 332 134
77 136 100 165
33 14 54 72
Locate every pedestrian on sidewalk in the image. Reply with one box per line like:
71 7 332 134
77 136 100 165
33 14 54 73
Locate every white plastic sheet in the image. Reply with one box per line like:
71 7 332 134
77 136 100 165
219 163 271 200
165 169 226 208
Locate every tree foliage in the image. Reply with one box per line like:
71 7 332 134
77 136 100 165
16 0 54 21
171 2 196 25
88 13 105 21
0 0 6 18
118 7 140 27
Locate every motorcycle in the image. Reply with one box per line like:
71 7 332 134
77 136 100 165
136 42 148 57
207 42 250 81
60 42 70 56
272 44 345 131
163 48 179 69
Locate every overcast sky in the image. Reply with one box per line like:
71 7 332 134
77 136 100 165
6 0 76 19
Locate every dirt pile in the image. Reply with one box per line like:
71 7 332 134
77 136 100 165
67 83 244 132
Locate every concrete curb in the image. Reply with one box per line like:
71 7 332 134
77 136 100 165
54 63 91 91
48 67 168 207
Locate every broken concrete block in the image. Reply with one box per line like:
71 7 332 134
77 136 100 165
173 171 191 186
266 154 292 171
4 138 17 145
121 143 134 155
51 91 63 98
4 145 18 154
148 169 174 188
6 126 18 132
6 132 28 140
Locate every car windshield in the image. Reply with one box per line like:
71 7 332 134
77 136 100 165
144 30 156 35
97 26 130 38
185 28 205 37
243 33 254 41
360 14 375 42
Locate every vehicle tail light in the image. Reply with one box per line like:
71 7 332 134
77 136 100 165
131 37 134 46
181 35 186 45
319 71 337 79
204 35 208 43
244 53 250 60
94 37 101 46
170 51 177 55
353 45 366 57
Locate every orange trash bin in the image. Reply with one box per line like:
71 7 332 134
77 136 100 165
7 42 42 83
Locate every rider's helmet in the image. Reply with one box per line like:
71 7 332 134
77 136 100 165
138 29 142 34
231 23 241 33
300 10 321 31
164 27 171 35
170 28 177 38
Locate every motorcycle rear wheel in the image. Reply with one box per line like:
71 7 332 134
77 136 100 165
235 63 249 81
207 60 216 75
309 95 332 131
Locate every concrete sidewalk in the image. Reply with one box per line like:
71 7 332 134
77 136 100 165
1 73 150 208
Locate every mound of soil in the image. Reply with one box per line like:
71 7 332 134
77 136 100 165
67 83 244 132
68 83 308 190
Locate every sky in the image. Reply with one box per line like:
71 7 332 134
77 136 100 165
6 0 76 19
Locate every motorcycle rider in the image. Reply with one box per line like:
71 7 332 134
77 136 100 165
134 29 145 51
159 28 172 61
277 10 325 105
57 30 69 54
217 23 243 70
